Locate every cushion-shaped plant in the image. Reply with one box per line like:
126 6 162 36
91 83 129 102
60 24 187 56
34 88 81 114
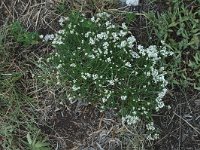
42 11 173 140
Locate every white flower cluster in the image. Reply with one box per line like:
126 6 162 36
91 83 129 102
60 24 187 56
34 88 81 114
146 122 155 131
81 72 101 81
45 12 173 136
146 133 159 141
122 115 140 125
160 45 174 56
72 84 80 91
121 95 127 100
101 89 113 103
137 43 173 112
96 12 111 18
58 16 69 26
155 88 167 111
145 122 159 140
138 45 160 64
52 30 65 45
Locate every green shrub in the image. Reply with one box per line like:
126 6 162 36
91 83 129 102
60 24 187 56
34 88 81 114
148 0 200 89
10 21 39 46
41 11 173 139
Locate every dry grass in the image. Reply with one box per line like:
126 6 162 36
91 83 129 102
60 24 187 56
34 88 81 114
152 88 200 149
0 0 63 31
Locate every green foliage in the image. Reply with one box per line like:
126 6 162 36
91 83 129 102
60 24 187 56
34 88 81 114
10 21 39 46
0 70 40 150
40 11 173 139
26 132 50 150
188 52 200 90
148 0 200 89
0 25 48 150
125 12 136 25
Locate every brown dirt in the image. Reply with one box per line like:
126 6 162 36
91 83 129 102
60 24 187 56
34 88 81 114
151 88 200 150
39 102 100 149
38 100 125 149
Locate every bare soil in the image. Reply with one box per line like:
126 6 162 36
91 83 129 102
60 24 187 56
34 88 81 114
39 101 124 149
152 88 200 150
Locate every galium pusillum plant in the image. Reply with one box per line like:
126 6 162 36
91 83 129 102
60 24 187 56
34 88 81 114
41 11 173 140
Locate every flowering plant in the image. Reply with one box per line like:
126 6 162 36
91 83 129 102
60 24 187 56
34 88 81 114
42 11 173 139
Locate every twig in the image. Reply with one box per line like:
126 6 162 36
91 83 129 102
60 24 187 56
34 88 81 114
174 112 200 135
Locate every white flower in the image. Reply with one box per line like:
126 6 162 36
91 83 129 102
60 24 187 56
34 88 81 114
58 17 69 26
72 85 80 91
95 18 100 23
130 51 140 58
122 115 140 125
121 96 127 100
146 122 155 131
70 63 76 67
161 40 165 45
125 62 132 67
85 73 91 78
56 64 62 69
89 37 95 45
160 46 174 56
108 80 115 85
96 12 110 18
120 41 127 48
111 32 119 41
68 23 72 29
105 21 111 27
39 35 44 39
85 31 91 38
91 16 95 22
106 92 111 98
119 30 127 37
92 74 98 80
103 42 109 49
155 88 167 111
46 57 51 62
58 30 65 35
97 32 108 40
52 34 63 45
106 57 111 62
127 36 136 48
102 97 107 103
70 29 74 34
146 71 151 76
167 105 171 109
88 54 95 59
146 133 159 140
97 48 102 54
122 23 127 30
81 74 87 80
